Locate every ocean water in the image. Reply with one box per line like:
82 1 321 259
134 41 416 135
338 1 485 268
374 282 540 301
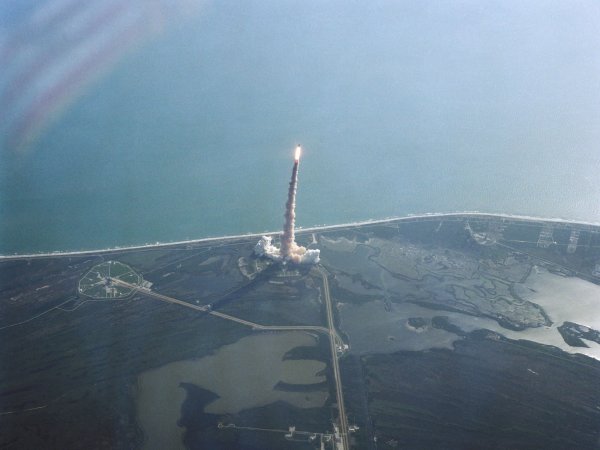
1 0 599 254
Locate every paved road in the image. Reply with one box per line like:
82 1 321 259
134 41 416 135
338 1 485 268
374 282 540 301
112 279 340 337
110 279 209 312
317 266 349 450
219 422 332 440
207 310 332 334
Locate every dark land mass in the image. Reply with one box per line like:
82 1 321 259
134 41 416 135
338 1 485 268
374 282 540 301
354 330 600 449
1 214 600 449
558 322 600 348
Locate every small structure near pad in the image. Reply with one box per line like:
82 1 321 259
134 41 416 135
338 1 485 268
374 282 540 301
78 261 142 299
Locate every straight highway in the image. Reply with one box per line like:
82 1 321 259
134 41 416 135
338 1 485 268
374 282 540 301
317 266 349 450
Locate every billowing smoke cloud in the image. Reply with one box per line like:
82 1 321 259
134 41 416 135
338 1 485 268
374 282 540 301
254 235 282 261
254 235 320 265
254 146 320 265
284 241 321 265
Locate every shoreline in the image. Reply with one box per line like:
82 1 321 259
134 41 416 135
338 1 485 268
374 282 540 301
2 211 599 261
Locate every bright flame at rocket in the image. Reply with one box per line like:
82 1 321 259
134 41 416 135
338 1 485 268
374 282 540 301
254 145 320 264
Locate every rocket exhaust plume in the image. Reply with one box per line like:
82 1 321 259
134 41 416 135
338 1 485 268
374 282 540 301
254 145 320 264
280 146 301 259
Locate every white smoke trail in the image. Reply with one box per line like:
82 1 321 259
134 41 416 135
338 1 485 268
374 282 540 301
254 145 320 265
280 155 299 258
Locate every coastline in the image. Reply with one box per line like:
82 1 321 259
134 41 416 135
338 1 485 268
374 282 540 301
2 211 599 261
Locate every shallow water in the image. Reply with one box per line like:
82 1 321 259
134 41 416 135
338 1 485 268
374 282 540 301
340 268 600 360
136 332 327 450
523 268 600 332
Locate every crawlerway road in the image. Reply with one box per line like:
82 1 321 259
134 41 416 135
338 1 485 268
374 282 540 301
112 274 350 449
110 278 342 340
316 266 349 450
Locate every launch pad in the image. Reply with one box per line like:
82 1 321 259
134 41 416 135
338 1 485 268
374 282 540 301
78 261 142 298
